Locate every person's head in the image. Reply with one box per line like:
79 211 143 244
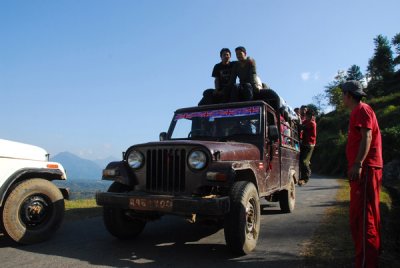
306 109 315 120
340 80 366 109
219 48 231 64
235 46 247 61
294 107 300 116
300 105 308 116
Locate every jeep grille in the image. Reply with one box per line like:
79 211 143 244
146 148 186 193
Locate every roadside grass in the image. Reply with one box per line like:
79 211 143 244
302 179 400 267
64 199 102 221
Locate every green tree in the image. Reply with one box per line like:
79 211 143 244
324 70 346 111
392 33 400 66
312 93 326 115
346 65 364 81
367 35 395 96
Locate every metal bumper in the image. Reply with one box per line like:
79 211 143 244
96 192 230 216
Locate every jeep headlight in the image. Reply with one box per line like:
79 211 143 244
188 150 207 170
127 150 144 169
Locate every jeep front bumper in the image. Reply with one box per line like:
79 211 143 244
96 192 230 216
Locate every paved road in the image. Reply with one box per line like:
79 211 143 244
0 175 340 268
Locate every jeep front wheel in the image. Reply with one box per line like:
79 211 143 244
103 182 146 239
224 181 260 255
2 178 64 244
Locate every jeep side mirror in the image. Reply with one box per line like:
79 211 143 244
268 125 279 142
159 132 167 141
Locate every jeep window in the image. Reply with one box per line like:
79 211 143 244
170 106 262 140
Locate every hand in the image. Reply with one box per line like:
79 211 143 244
348 163 362 181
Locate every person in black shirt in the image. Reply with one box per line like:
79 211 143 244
199 48 234 105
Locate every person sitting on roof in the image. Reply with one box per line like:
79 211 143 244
199 48 234 106
228 46 261 102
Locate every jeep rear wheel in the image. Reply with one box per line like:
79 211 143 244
224 181 260 255
279 178 296 213
2 178 64 244
103 182 146 239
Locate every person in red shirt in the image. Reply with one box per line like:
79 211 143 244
341 80 383 268
298 109 317 186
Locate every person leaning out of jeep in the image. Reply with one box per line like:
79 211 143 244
298 109 317 186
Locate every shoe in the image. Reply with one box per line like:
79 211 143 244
298 180 306 186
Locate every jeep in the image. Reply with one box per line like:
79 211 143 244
0 139 69 244
96 89 300 255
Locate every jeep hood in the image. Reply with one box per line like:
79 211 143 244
0 139 48 161
134 140 260 161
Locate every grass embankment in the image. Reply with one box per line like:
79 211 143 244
64 199 102 221
302 179 400 267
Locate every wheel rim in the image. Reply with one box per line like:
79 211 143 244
245 197 258 239
20 195 52 228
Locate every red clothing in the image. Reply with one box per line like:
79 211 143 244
346 102 383 268
350 167 382 268
301 119 316 145
346 102 383 170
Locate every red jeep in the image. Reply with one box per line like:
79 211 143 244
96 89 300 255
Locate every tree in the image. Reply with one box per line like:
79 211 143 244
367 35 395 96
346 65 364 81
324 70 346 111
392 33 400 67
312 93 326 115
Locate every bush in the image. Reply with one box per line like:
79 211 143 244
381 126 400 162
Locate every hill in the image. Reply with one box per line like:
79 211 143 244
51 152 103 180
313 92 400 176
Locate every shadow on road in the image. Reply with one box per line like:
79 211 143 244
0 209 307 267
0 174 341 267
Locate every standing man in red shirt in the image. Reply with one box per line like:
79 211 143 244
298 109 317 186
341 80 383 268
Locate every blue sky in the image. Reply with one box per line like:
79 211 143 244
1 0 399 161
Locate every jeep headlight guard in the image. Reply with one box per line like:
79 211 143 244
188 150 207 170
127 150 144 169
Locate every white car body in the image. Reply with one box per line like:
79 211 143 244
0 138 68 244
0 139 67 188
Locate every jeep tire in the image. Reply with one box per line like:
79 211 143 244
103 182 146 239
2 178 64 244
224 181 260 255
279 178 296 213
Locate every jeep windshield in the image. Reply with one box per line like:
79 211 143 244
169 106 262 141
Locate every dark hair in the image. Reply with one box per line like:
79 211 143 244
306 109 315 116
235 46 246 54
220 48 231 57
346 91 363 102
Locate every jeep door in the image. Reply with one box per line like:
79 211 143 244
265 108 280 189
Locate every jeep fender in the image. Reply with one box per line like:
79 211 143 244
102 161 137 187
0 168 66 206
231 161 259 192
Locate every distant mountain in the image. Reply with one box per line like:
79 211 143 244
51 152 103 180
93 156 119 169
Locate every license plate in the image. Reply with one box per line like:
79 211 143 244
129 197 173 212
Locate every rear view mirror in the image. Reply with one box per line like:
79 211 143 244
268 125 279 142
159 132 167 141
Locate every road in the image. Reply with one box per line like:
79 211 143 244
0 175 340 268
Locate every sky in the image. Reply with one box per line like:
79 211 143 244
1 0 399 161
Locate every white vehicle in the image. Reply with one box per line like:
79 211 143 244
0 139 68 244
